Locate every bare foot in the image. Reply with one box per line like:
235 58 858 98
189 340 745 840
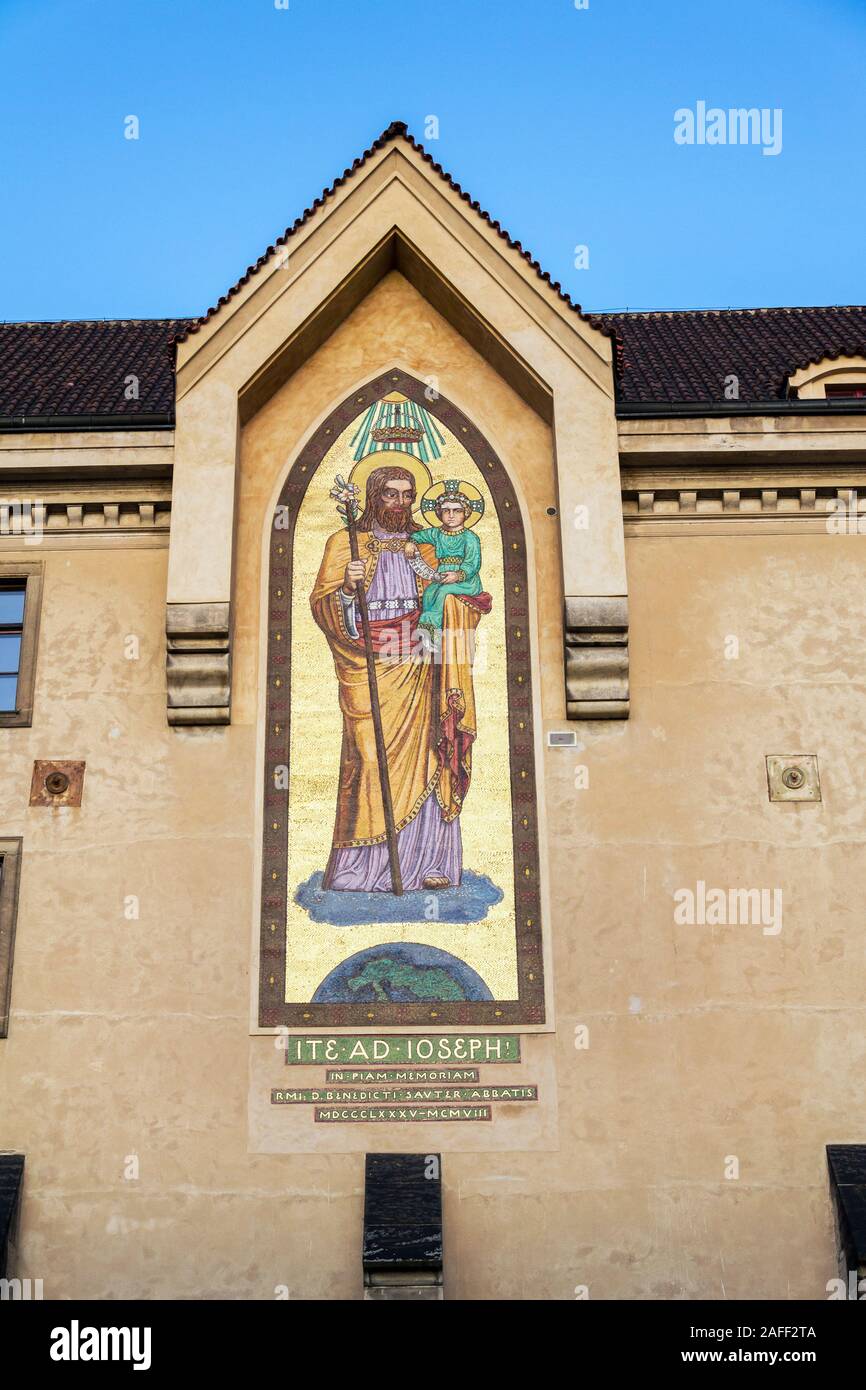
422 874 451 890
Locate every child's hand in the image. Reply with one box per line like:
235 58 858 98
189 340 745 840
404 540 418 557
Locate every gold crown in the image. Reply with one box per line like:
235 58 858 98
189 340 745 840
371 424 424 444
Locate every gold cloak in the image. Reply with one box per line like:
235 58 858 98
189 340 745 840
309 529 481 847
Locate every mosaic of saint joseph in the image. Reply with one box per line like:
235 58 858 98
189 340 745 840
310 460 491 893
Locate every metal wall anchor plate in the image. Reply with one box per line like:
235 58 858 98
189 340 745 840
29 760 86 808
766 754 821 803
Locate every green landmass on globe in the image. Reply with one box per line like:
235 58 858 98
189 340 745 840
346 958 466 1001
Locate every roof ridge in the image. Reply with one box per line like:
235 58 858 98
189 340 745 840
174 121 609 345
0 317 191 328
595 304 866 319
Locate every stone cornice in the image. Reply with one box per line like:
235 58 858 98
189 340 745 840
622 462 866 535
0 482 171 547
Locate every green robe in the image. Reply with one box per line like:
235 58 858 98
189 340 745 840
412 526 483 632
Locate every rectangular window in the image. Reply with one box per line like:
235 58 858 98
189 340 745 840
0 839 23 1038
0 564 43 728
0 583 26 713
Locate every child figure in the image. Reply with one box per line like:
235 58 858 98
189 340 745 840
404 478 484 639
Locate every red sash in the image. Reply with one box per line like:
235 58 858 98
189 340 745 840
352 609 421 655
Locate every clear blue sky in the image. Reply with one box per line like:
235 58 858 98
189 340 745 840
1 0 863 321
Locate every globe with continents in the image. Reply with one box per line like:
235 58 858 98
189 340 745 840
313 943 492 1004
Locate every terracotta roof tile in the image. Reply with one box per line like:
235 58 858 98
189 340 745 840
3 305 865 423
596 305 866 404
0 319 186 422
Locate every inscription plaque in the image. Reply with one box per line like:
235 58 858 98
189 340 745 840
283 1033 520 1065
326 1067 480 1084
273 1085 538 1104
317 1105 491 1123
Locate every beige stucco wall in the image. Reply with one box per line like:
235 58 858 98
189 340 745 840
1 272 863 1299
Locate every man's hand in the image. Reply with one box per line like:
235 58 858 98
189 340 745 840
438 570 461 584
342 559 366 594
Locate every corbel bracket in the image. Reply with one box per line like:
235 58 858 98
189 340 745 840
564 596 629 720
166 602 231 726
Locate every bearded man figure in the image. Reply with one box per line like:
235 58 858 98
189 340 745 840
310 461 484 894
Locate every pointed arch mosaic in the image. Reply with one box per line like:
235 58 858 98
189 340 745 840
259 369 545 1027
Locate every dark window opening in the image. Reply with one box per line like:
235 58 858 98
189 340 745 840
825 383 866 399
827 1145 866 1295
0 1153 25 1280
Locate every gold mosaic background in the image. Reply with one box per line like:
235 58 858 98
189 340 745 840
285 409 517 1002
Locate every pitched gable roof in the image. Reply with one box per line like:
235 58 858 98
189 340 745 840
174 121 606 345
1 125 865 425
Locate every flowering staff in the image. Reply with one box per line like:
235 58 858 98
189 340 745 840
329 476 403 895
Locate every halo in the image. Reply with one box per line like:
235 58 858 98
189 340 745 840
348 451 432 522
419 479 485 529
